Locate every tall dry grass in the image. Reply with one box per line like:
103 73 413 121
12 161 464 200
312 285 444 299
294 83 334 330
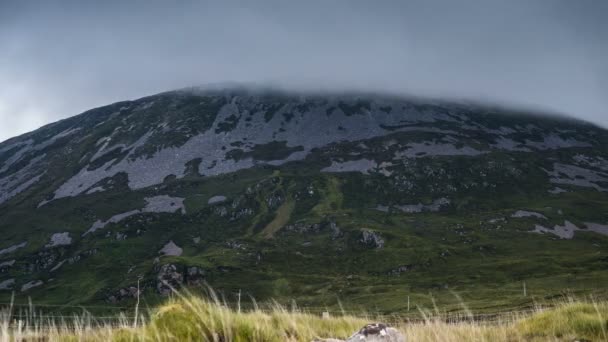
0 291 606 341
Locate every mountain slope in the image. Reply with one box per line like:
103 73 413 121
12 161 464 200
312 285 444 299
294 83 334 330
1 87 607 312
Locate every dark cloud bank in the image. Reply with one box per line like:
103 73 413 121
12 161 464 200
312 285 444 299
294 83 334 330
1 0 607 141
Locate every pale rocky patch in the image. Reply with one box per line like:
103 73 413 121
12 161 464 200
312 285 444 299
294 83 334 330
512 210 547 220
545 163 608 192
207 195 227 204
394 198 450 213
21 280 43 292
584 223 608 236
0 242 27 256
84 195 186 235
46 232 72 248
533 221 579 239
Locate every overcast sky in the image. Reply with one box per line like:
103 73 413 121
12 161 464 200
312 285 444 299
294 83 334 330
1 1 607 142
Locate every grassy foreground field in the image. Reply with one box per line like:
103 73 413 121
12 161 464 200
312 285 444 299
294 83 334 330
2 291 607 341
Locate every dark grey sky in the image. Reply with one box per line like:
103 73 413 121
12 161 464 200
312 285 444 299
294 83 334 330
1 0 607 141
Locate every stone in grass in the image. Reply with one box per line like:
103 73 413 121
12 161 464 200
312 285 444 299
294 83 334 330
314 323 405 342
159 241 183 256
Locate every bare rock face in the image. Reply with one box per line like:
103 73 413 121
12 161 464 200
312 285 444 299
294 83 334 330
314 323 405 342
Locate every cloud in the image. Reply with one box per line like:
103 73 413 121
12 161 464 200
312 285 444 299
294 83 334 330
0 0 607 141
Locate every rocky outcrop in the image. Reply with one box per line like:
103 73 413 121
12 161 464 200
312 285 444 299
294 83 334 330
156 263 183 296
285 222 323 234
156 263 205 296
314 323 405 342
360 229 385 249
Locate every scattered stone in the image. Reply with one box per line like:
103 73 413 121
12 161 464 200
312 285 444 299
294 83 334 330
548 187 567 194
107 286 140 303
330 222 342 240
321 159 377 175
50 260 66 272
207 195 227 205
512 211 547 220
46 232 72 248
360 229 385 249
388 265 413 276
394 198 450 213
185 266 205 286
159 241 183 257
0 279 15 290
226 240 245 249
0 259 15 270
315 323 405 342
285 222 322 234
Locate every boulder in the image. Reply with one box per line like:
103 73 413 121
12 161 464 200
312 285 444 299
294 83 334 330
314 323 405 342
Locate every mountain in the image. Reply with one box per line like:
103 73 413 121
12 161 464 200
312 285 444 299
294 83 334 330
1 87 607 312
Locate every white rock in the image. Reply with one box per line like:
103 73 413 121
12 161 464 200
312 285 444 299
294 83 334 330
159 241 183 257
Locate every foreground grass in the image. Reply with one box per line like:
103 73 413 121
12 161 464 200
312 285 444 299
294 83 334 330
2 295 608 341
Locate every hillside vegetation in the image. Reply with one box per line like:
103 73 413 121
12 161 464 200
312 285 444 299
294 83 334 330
1 88 607 312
